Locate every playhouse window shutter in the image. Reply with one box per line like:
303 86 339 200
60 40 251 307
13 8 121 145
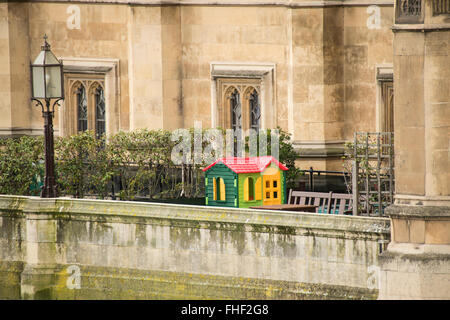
213 178 217 200
220 178 226 200
248 177 254 200
244 178 249 201
255 177 262 200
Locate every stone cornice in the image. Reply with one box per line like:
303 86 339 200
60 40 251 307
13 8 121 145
386 204 450 219
27 0 395 7
293 140 346 158
392 24 450 32
0 195 390 240
395 194 450 207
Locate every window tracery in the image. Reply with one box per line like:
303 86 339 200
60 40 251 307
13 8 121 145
76 84 88 132
63 76 106 137
217 79 261 133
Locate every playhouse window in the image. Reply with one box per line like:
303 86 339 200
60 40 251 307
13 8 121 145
214 177 226 201
244 177 255 201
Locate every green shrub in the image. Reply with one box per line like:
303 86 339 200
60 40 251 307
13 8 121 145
0 136 44 196
108 129 178 200
0 127 302 198
55 131 113 199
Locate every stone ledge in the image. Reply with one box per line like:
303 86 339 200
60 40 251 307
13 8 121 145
0 195 390 241
392 24 450 32
391 242 450 256
296 147 345 158
380 248 450 265
386 205 450 219
394 195 450 207
293 140 346 159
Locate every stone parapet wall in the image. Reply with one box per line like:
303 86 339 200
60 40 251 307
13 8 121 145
0 195 389 299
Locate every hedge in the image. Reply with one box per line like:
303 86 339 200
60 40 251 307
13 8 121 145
0 128 300 199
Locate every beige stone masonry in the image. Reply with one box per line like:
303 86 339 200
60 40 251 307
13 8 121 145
0 194 390 299
1 0 395 171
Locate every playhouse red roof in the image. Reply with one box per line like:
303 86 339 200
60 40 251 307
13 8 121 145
203 156 288 173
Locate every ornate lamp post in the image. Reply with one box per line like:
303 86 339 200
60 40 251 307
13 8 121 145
30 35 64 198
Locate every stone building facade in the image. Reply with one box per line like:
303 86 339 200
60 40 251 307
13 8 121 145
378 0 450 299
1 0 396 170
1 0 449 300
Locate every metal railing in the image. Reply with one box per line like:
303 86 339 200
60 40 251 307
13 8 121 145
351 132 395 216
291 167 351 194
55 163 205 201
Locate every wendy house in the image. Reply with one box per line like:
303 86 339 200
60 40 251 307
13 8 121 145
203 156 288 208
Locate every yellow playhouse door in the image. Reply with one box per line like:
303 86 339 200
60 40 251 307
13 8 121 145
262 167 281 205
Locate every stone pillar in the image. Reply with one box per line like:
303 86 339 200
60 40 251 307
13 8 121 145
0 2 32 137
378 0 450 299
20 199 60 300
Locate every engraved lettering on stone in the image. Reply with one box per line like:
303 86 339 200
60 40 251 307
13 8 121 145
367 5 381 30
67 5 81 30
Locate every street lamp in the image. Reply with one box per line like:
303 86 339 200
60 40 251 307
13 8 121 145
30 35 64 198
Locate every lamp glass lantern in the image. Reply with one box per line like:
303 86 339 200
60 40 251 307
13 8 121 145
31 38 64 101
30 35 64 198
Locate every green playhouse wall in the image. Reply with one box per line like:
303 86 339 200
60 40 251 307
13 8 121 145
205 163 237 207
237 172 263 209
237 169 286 208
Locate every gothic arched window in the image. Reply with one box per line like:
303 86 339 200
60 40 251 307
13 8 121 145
230 88 241 132
64 77 106 137
249 88 260 132
76 85 88 132
95 86 106 138
218 80 261 133
218 81 262 157
229 88 242 156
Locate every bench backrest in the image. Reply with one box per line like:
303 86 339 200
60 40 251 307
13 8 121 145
288 190 353 215
287 190 332 213
330 193 353 215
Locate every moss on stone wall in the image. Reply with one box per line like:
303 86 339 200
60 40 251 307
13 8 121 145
0 261 24 299
44 264 378 300
0 195 389 300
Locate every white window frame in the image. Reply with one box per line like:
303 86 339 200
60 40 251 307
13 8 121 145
59 57 120 138
210 62 277 130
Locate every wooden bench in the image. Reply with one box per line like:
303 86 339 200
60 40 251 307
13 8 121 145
287 190 353 215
